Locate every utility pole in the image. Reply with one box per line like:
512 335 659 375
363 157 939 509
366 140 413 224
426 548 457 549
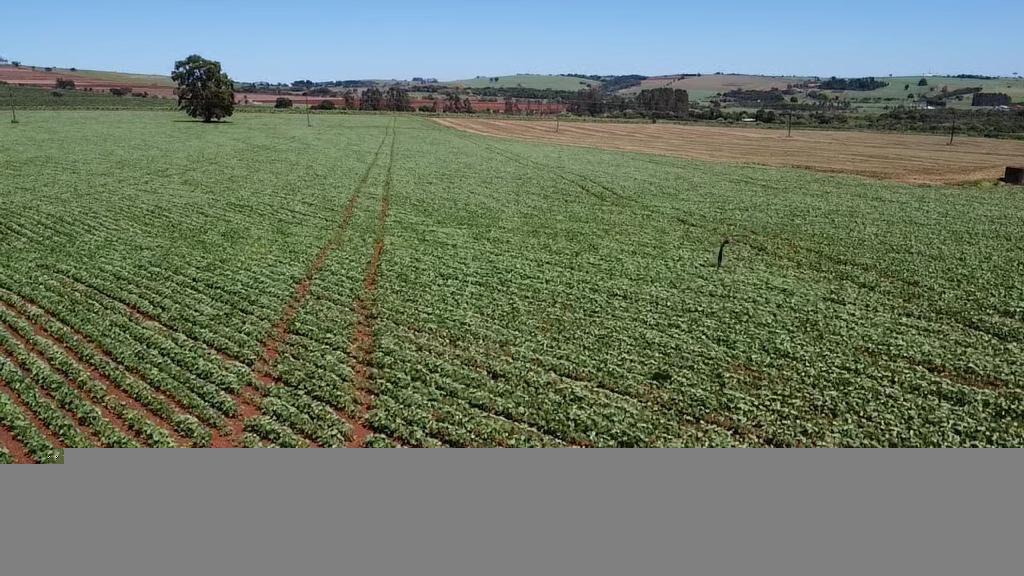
9 85 16 124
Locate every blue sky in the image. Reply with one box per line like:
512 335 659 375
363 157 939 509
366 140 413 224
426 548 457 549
3 0 1020 81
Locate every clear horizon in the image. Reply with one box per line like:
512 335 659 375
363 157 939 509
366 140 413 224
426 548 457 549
3 0 1020 83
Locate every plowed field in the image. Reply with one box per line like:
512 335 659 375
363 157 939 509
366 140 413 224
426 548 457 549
435 118 1024 185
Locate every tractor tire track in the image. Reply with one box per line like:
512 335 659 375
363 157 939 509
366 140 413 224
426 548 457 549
226 124 394 448
344 120 398 448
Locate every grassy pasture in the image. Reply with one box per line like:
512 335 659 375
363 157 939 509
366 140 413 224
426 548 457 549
453 74 601 91
0 111 1022 453
849 76 1024 101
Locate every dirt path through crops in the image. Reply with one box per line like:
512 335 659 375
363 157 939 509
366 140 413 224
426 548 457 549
435 118 1024 185
217 124 393 448
344 121 398 448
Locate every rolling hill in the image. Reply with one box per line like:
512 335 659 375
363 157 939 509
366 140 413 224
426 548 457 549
452 74 602 91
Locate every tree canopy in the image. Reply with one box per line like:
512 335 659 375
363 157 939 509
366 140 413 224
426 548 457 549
171 54 235 122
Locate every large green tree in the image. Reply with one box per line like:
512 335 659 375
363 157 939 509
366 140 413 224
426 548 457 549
171 55 235 122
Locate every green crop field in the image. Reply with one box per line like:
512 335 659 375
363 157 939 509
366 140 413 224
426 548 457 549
2 84 174 110
835 76 1024 109
453 74 601 91
0 111 1022 455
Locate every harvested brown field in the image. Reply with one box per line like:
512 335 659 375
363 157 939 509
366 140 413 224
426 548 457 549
434 118 1024 185
0 66 177 97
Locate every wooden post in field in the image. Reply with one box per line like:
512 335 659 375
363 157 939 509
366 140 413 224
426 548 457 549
948 113 956 145
9 85 16 124
306 94 311 128
787 113 792 137
555 115 559 133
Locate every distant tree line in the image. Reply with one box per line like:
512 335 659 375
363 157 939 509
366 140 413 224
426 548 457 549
635 88 689 116
557 74 648 92
869 108 1024 137
471 87 580 100
305 87 414 112
818 77 889 91
972 93 1012 107
566 87 688 118
722 89 786 104
599 75 647 92
441 93 474 113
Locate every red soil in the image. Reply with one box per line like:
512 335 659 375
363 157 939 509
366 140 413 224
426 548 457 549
0 300 186 447
5 321 136 446
0 327 101 447
345 174 392 447
0 375 64 450
0 413 33 463
0 66 176 98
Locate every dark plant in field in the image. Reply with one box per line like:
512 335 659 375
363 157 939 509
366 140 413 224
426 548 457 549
717 238 731 269
275 97 293 109
171 54 235 122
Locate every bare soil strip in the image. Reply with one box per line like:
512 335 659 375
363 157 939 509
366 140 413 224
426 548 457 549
0 328 103 447
435 118 1024 185
0 374 65 450
0 300 185 446
344 126 398 448
7 291 199 445
0 417 33 463
0 319 138 446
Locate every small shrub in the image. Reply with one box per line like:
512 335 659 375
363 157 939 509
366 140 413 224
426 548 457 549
417 105 433 113
312 99 336 110
274 97 293 109
50 90 63 98
54 78 76 90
